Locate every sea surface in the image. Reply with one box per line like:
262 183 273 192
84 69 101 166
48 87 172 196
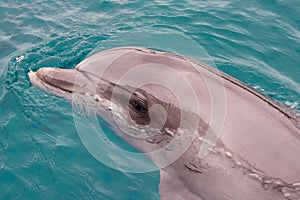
0 0 300 199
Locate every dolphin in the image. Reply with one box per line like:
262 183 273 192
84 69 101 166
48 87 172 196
28 46 300 200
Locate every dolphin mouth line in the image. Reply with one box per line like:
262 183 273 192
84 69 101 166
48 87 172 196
28 70 72 97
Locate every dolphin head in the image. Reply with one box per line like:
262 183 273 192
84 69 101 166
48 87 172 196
28 47 207 159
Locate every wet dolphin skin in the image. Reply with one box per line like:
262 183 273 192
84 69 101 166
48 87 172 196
29 47 300 200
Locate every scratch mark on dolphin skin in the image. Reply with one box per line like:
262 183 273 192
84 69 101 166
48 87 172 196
212 146 300 199
146 134 166 144
184 162 203 174
146 137 165 144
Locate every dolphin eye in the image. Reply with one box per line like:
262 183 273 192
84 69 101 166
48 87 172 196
130 93 148 114
130 99 148 113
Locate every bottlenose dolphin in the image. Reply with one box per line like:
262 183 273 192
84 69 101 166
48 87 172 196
28 47 300 200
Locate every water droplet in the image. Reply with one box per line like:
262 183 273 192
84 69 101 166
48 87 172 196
292 183 300 187
274 180 284 186
283 192 291 197
249 173 262 181
94 94 101 101
225 151 232 158
164 128 174 137
235 161 242 166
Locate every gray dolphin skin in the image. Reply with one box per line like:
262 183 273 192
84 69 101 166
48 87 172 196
28 47 300 200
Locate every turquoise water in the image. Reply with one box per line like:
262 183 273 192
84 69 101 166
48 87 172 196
1 0 300 199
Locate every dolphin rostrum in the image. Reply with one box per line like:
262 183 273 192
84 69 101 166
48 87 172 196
28 46 300 200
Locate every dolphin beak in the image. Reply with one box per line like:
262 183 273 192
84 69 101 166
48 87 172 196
29 67 89 93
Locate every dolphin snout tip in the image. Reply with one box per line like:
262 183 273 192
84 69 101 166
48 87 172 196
28 67 53 87
28 70 36 84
